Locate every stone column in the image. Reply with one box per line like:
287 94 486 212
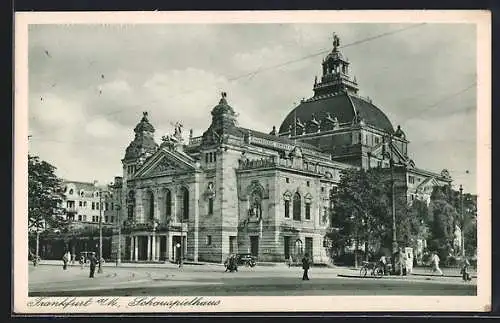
134 236 138 261
193 175 200 262
154 187 161 223
147 235 151 261
152 234 156 262
130 235 134 261
156 237 160 261
168 233 172 262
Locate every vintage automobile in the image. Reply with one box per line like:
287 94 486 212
236 253 257 267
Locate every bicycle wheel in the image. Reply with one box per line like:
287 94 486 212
360 267 368 277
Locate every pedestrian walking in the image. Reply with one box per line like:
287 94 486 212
301 253 310 280
88 253 98 278
62 251 70 270
431 252 444 276
288 255 293 268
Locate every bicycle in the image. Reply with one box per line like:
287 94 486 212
359 261 384 278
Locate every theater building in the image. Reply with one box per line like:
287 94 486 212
113 35 451 264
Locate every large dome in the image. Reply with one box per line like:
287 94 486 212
278 93 394 134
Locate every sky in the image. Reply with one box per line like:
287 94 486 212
27 23 478 193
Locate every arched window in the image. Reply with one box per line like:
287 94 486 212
180 187 189 220
283 191 291 218
294 239 303 257
305 202 311 220
293 192 301 221
165 189 172 219
304 193 312 220
147 191 154 221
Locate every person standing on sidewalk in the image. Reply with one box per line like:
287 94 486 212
302 253 310 280
88 253 98 278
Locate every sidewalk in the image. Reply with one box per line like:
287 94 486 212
339 266 477 279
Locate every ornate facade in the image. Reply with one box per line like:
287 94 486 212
112 35 451 264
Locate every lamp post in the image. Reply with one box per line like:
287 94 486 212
98 190 103 274
459 184 465 257
116 203 121 266
387 134 398 273
35 226 40 267
179 213 184 268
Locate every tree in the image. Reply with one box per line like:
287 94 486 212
28 154 66 264
330 168 390 267
427 186 458 259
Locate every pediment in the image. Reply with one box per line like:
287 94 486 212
134 148 197 178
415 177 439 193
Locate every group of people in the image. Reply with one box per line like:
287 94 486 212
378 250 472 282
60 251 100 278
224 254 238 272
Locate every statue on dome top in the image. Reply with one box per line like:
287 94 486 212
332 33 340 50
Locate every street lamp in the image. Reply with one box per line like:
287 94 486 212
459 184 465 257
115 203 122 266
98 190 103 274
386 134 398 273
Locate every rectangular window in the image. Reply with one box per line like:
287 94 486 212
214 153 216 162
78 215 82 221
305 203 311 220
208 197 214 215
110 216 114 223
321 187 325 193
105 216 109 223
105 202 109 211
374 136 380 145
286 178 290 183
409 176 415 184
79 201 83 207
96 203 99 210
111 202 114 210
206 235 212 246
83 215 87 222
306 181 310 187
205 153 209 163
209 153 212 163
91 202 95 210
84 201 87 207
284 200 290 218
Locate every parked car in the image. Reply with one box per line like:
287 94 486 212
236 253 256 267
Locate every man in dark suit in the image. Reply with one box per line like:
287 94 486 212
89 253 98 278
302 253 310 280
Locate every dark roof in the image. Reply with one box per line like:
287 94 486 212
124 135 158 160
278 93 394 134
134 113 155 133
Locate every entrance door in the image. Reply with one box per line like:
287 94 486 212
139 236 148 261
160 236 167 261
125 237 131 261
250 236 259 258
284 236 290 259
172 236 181 263
305 237 313 259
